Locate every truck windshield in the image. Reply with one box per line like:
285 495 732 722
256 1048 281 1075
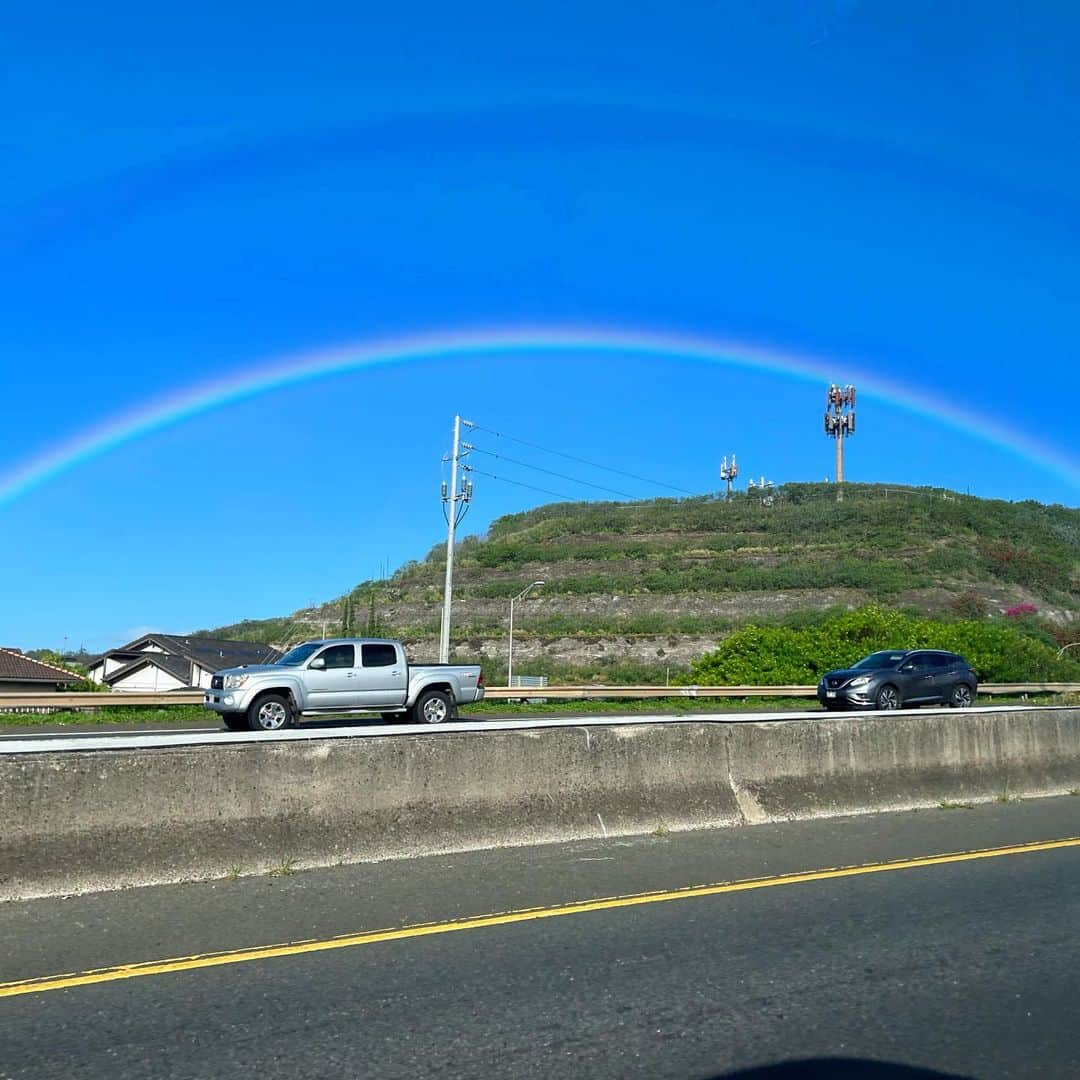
276 642 322 666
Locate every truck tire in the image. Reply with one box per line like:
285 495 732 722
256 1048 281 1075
222 715 247 731
411 688 452 724
246 692 294 732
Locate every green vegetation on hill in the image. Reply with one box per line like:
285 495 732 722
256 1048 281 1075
683 606 1080 685
202 483 1080 683
440 483 1077 600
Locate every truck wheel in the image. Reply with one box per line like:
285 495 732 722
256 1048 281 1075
246 692 294 732
412 689 452 724
223 715 247 731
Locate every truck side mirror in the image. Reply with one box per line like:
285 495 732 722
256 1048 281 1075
309 657 326 670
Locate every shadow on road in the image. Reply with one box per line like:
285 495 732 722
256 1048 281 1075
715 1059 971 1079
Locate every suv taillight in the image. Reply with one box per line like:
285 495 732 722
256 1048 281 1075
477 671 485 687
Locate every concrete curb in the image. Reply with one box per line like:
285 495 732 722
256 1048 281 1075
2 707 1078 901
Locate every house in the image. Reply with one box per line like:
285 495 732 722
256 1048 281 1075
0 648 84 694
87 634 280 692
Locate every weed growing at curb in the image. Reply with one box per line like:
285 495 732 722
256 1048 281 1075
269 856 296 878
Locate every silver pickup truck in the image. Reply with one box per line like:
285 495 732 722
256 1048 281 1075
203 638 485 731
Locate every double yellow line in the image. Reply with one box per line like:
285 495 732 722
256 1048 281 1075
4 835 1078 1000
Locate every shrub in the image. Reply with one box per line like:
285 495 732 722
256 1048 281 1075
949 591 989 619
683 606 1080 685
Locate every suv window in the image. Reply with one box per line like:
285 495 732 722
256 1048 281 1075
362 643 397 667
318 644 355 669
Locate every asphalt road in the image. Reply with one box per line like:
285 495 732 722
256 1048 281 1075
3 797 1079 1079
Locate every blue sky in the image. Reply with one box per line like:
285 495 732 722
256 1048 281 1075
1 1 1078 653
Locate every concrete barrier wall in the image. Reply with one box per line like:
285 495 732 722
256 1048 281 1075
2 707 1079 901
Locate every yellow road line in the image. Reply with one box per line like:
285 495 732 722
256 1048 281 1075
3 835 1078 1000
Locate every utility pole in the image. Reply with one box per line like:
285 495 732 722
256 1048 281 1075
438 415 474 662
719 454 738 499
824 384 856 500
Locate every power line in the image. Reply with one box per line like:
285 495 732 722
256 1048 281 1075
467 421 696 497
465 445 641 500
462 465 583 504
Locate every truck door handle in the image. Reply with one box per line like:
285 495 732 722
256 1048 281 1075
391 670 402 676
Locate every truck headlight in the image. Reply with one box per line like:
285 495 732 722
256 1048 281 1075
223 674 249 689
848 675 871 688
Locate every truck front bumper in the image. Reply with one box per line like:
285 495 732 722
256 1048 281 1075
203 688 256 715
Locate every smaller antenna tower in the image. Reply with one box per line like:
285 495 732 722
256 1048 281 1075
748 476 775 505
719 454 739 499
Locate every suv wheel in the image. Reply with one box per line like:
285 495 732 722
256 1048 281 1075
876 685 901 711
949 683 974 709
246 692 294 731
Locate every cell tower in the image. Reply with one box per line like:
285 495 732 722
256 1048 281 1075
824 384 856 497
719 454 738 499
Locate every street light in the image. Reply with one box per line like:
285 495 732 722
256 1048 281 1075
508 581 544 688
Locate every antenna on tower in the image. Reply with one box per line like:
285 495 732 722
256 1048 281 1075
824 383 856 501
719 453 739 499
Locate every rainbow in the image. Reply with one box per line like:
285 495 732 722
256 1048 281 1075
1 325 1077 508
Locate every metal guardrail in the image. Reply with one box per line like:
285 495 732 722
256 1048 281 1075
0 683 1077 710
486 682 1080 700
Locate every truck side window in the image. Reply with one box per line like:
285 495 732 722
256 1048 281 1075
320 644 355 669
362 643 397 667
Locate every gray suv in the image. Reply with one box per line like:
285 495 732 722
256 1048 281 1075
818 649 978 711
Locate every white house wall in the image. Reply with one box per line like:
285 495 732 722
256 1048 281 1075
110 665 185 692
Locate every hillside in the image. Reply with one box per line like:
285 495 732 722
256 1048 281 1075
203 483 1080 682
